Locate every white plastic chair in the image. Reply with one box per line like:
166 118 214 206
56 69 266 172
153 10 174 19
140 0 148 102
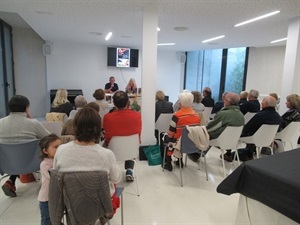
275 122 300 151
203 107 213 124
155 113 173 145
209 126 244 177
239 124 279 159
108 134 140 196
244 112 257 124
41 121 63 136
0 139 40 181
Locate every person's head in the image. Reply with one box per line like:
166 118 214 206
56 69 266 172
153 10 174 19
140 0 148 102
178 90 194 108
109 76 115 84
269 93 279 101
286 94 300 110
39 134 62 159
85 102 100 113
224 92 240 107
52 89 69 107
248 89 259 100
73 107 101 143
261 96 277 109
240 91 248 99
191 91 202 103
74 95 87 108
221 91 228 100
8 95 30 113
128 78 136 86
113 91 129 109
202 87 212 97
93 89 105 100
156 90 165 101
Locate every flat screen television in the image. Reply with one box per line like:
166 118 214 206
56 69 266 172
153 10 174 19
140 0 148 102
107 47 139 68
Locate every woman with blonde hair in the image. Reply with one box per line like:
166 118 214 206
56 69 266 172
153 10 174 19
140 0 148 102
278 94 300 131
125 78 137 94
50 89 73 116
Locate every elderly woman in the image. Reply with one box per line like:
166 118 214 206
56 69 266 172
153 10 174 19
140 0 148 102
125 78 137 94
278 94 300 131
191 91 205 113
68 95 87 119
93 88 109 111
50 89 73 116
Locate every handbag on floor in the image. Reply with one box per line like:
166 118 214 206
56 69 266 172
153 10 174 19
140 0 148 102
143 145 162 166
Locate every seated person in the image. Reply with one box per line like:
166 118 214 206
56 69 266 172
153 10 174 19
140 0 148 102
278 94 300 131
53 107 122 221
239 89 260 115
0 95 50 197
239 91 248 106
163 90 200 171
201 87 215 107
212 92 228 114
155 90 173 122
191 91 205 113
105 76 119 93
188 93 244 162
125 78 138 94
93 88 109 111
269 92 280 111
68 95 87 119
50 89 73 116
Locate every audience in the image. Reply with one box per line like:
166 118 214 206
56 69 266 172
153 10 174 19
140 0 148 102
201 87 215 107
53 107 122 222
239 91 248 106
93 88 109 111
50 89 73 116
163 90 200 171
212 91 228 114
155 90 173 122
68 95 87 119
239 89 260 115
125 78 138 94
188 92 244 162
0 95 50 197
102 91 142 182
191 91 205 113
38 134 62 225
105 76 119 93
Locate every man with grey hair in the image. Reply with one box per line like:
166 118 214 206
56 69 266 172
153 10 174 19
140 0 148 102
163 90 200 171
188 92 245 162
239 89 260 115
232 96 282 161
68 95 87 119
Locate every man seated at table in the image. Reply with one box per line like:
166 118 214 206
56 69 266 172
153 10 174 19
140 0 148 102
105 76 119 93
102 91 141 181
0 95 50 197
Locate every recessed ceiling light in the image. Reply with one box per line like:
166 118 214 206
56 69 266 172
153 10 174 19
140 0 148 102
234 10 280 27
173 27 189 31
157 27 161 31
89 32 102 36
271 37 287 44
105 32 112 41
36 10 53 15
202 35 225 43
157 43 176 46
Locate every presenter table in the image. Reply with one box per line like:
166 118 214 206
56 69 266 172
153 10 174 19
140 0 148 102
217 149 300 224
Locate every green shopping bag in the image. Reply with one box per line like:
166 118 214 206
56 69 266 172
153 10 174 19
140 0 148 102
143 145 162 166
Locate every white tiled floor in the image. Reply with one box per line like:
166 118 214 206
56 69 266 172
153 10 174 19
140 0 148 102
0 147 242 225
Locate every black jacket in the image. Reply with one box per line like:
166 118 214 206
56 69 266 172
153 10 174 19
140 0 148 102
155 100 173 122
239 99 260 115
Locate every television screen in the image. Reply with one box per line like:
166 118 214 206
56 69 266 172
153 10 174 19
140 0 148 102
107 47 138 68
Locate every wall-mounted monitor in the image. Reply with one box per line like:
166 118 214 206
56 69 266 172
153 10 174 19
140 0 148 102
107 47 139 68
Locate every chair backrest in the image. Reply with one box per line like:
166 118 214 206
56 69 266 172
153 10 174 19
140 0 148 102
41 121 63 136
46 112 68 124
155 113 173 133
49 169 113 225
181 126 209 154
244 112 257 124
108 134 140 161
275 122 300 142
210 126 244 149
203 107 213 124
251 124 279 147
0 139 40 175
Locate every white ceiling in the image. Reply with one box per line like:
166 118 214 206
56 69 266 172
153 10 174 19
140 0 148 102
0 0 299 51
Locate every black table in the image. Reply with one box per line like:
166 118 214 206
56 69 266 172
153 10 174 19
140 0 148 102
217 149 300 223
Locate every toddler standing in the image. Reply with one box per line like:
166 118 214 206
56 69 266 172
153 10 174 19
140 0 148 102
38 134 62 225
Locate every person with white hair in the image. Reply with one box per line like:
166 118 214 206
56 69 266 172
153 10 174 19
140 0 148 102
68 95 87 119
239 89 260 115
163 90 200 171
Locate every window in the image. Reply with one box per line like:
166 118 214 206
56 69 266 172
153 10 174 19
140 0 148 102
185 47 248 101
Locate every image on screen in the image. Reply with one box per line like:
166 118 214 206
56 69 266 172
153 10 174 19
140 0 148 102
117 48 130 67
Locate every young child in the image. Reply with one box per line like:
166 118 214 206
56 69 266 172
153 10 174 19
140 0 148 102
38 134 62 225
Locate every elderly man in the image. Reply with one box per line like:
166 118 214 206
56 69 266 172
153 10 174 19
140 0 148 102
163 90 200 171
239 89 260 115
201 87 215 107
104 76 119 93
0 95 50 197
188 92 245 162
229 95 282 161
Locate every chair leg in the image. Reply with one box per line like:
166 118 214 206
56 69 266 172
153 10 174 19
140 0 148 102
162 146 166 172
179 158 183 187
221 149 226 177
256 147 260 158
202 152 208 181
134 161 140 196
232 149 241 165
120 191 124 225
184 153 188 167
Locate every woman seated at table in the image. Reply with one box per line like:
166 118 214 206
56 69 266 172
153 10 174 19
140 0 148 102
50 89 73 116
125 78 137 94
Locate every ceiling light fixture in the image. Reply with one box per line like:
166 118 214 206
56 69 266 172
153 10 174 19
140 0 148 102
157 27 161 31
105 32 112 41
271 37 287 43
157 43 175 46
202 35 225 43
234 10 280 27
